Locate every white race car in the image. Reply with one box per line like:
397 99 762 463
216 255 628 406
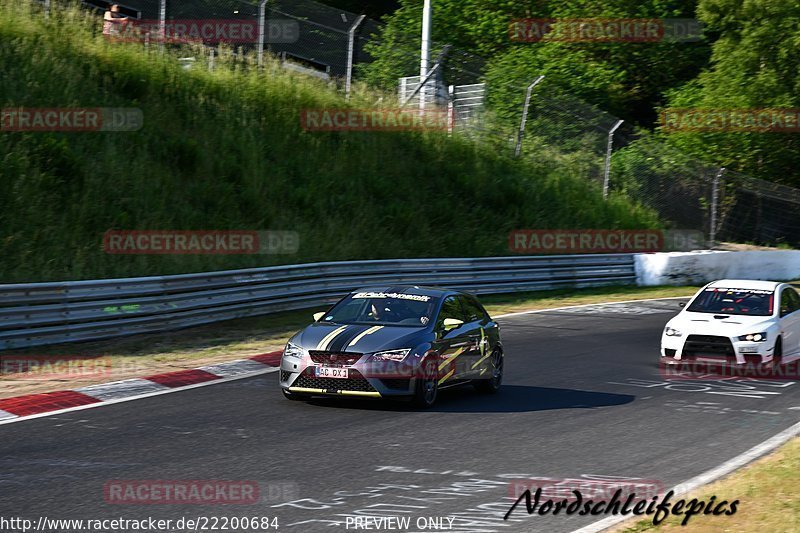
660 280 800 367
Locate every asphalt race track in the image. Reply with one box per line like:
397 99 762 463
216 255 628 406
2 298 800 533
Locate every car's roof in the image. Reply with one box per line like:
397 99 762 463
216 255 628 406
350 285 459 298
707 279 783 291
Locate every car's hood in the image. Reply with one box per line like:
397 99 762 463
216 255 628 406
291 322 429 353
670 311 774 336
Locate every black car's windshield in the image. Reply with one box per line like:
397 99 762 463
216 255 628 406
320 291 440 326
686 288 774 316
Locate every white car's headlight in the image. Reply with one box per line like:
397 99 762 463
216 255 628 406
738 332 767 342
283 342 303 359
664 326 682 337
370 349 411 362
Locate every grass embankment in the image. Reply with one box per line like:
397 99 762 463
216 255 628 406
615 438 800 533
0 0 659 282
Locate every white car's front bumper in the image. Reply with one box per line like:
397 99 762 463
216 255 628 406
660 333 774 365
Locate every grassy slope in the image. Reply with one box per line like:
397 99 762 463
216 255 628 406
0 0 659 282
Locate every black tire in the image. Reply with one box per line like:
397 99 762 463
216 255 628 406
474 349 503 394
282 389 311 401
412 358 438 408
773 337 783 369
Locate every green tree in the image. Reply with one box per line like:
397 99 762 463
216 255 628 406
659 0 800 185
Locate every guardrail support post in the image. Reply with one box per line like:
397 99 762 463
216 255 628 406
345 14 366 100
602 119 625 199
514 76 544 158
709 167 725 248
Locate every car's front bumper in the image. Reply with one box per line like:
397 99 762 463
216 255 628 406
279 353 423 398
660 333 774 366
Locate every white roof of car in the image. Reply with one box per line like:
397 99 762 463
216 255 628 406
707 279 783 291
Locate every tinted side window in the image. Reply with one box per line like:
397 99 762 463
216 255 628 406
460 295 487 322
789 289 800 313
437 296 466 329
780 288 797 316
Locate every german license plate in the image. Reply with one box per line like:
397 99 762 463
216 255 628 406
315 366 348 379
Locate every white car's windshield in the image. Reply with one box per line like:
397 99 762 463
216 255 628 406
321 292 440 326
686 288 774 316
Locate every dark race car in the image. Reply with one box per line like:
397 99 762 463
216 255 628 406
279 286 503 408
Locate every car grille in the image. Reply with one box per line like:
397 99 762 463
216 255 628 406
308 351 362 366
683 335 735 359
293 368 377 393
280 370 291 381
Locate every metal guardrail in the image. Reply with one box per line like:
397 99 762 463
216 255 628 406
0 255 635 350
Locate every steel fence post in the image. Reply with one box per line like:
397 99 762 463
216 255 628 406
345 15 366 100
257 1 268 68
514 76 544 158
709 167 725 247
447 85 454 135
159 0 166 50
602 119 624 199
44 0 50 19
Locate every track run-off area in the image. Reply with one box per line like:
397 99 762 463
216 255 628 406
2 298 800 533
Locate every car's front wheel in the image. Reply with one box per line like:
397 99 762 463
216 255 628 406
412 358 438 408
474 349 503 394
772 337 783 369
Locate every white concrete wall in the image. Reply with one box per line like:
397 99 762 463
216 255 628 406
635 250 800 286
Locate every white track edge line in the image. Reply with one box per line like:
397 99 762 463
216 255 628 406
0 366 280 426
570 418 800 533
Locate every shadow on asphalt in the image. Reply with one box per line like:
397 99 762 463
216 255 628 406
298 384 635 413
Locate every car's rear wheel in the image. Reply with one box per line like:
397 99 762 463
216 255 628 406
282 389 311 401
474 349 503 393
412 358 438 408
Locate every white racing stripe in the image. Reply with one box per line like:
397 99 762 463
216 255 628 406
316 325 349 351
347 325 383 349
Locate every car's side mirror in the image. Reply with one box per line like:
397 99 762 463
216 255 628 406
313 312 325 321
443 318 464 330
679 302 686 308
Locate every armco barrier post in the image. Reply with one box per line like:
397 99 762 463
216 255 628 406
514 76 545 158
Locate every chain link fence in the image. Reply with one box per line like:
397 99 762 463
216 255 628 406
40 0 800 248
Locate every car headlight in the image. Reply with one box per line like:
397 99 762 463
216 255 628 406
738 332 767 342
370 348 411 362
283 342 303 359
664 326 682 337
